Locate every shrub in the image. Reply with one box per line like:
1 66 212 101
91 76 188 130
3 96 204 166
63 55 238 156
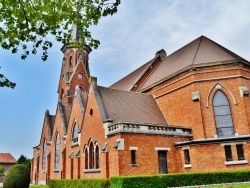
48 178 110 188
3 164 30 188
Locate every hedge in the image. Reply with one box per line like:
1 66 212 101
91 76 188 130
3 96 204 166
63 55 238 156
110 170 250 188
48 178 110 188
47 170 250 188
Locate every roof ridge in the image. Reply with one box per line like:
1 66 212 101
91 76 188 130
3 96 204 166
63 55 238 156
191 36 203 65
205 36 244 59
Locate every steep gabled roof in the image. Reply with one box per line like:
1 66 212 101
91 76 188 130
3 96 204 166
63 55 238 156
44 110 55 141
110 59 155 91
140 36 245 90
0 153 17 164
96 86 167 125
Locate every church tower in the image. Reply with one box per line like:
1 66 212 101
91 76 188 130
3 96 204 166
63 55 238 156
57 25 92 104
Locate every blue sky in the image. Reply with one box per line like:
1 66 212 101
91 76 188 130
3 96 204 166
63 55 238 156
1 0 250 159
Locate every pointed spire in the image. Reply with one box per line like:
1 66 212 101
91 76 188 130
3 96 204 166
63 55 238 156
61 24 92 53
70 24 81 43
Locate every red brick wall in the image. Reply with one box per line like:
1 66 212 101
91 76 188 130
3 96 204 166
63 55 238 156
117 134 189 176
152 65 250 139
177 142 250 173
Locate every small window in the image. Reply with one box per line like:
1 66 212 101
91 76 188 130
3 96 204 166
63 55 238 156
236 144 245 160
78 54 83 62
224 145 232 161
79 85 83 92
184 149 191 164
72 123 79 144
131 150 137 165
69 56 73 66
90 108 93 116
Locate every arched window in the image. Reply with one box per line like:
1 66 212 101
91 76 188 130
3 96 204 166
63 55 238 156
54 132 61 170
213 90 234 137
42 139 47 171
78 53 83 62
79 84 83 92
72 123 78 143
84 141 100 170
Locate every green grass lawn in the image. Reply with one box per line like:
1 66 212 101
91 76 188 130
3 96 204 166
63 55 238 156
29 183 250 188
212 185 250 188
29 185 49 188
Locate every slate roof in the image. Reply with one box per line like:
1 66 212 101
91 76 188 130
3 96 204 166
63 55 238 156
140 36 245 90
0 153 17 164
96 86 167 125
111 36 246 91
110 58 155 91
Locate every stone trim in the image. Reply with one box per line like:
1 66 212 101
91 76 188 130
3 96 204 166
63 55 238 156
155 147 170 151
225 160 248 165
107 122 192 137
175 135 250 147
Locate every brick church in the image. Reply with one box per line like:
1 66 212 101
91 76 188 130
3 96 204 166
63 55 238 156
31 28 250 184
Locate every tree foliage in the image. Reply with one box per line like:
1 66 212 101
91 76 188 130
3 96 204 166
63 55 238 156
0 0 120 88
17 155 31 171
0 164 5 174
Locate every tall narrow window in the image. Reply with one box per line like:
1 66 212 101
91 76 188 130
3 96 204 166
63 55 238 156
54 132 61 171
213 90 234 137
72 123 78 144
85 148 88 169
89 142 94 169
183 149 191 164
224 145 232 161
236 144 245 160
95 146 100 169
42 139 47 171
131 150 136 165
